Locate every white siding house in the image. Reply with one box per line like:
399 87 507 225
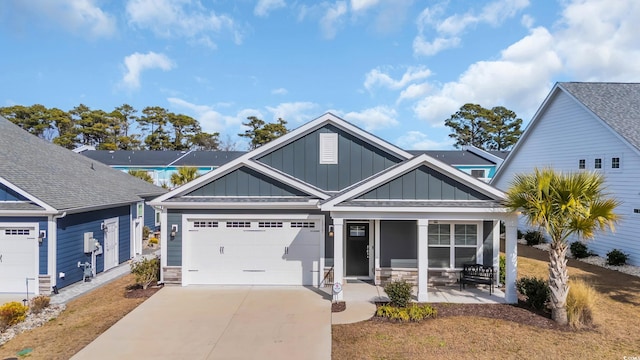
492 82 640 265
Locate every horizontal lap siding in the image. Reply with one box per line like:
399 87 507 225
494 91 640 265
167 212 183 266
56 206 130 289
0 216 48 274
257 125 402 191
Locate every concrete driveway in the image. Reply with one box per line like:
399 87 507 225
72 286 331 360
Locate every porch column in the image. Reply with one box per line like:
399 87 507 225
417 219 429 302
504 214 518 303
333 218 344 301
374 220 381 285
492 220 500 285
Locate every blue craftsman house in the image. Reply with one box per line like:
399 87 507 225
0 116 165 296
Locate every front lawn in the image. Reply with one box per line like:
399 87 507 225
333 245 640 359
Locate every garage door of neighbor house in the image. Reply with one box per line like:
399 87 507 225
185 217 322 286
0 225 38 293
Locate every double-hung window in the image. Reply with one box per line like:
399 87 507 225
428 223 479 268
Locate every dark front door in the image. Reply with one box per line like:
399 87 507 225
346 223 369 276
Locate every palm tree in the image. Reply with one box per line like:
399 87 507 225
170 166 199 187
128 169 154 184
504 168 619 325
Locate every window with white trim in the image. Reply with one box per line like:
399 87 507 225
578 159 586 169
428 223 478 268
594 158 602 169
470 169 485 178
612 157 620 169
319 133 338 164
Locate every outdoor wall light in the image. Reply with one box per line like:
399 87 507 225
170 224 178 238
38 230 46 245
328 225 334 237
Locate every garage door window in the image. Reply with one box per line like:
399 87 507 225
226 221 251 228
291 222 315 228
4 229 30 235
259 221 283 228
193 221 218 228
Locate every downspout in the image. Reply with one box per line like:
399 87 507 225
48 211 67 292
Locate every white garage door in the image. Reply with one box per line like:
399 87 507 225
0 226 37 293
185 218 322 286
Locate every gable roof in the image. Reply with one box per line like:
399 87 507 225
558 82 640 150
321 154 506 211
152 112 413 204
409 150 496 166
0 116 166 213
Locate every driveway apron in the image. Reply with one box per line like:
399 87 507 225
71 286 331 360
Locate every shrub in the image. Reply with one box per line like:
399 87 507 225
524 230 544 246
130 256 160 289
516 276 550 310
148 237 159 245
517 229 524 240
566 279 598 329
29 295 51 314
143 226 151 240
383 280 413 308
570 242 592 259
606 249 629 266
0 301 29 326
499 254 506 285
376 304 437 322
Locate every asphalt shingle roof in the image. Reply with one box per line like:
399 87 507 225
0 116 166 211
82 150 247 167
559 82 640 150
409 150 496 166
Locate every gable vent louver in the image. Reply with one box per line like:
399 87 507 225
319 132 338 164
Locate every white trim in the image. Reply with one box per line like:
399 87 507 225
373 220 380 284
321 154 506 211
0 176 57 213
151 112 412 204
417 219 429 302
155 200 320 210
465 145 504 167
160 209 168 284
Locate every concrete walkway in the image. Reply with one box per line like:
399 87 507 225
329 279 506 325
72 286 331 360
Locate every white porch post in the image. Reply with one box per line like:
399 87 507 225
504 214 518 303
374 220 381 285
333 218 344 301
417 219 429 302
492 220 500 285
159 209 168 283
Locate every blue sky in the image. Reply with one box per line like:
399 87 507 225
1 0 638 150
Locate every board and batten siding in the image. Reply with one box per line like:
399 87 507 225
358 165 491 200
493 90 640 265
56 206 131 288
0 217 48 274
185 166 307 197
257 124 403 191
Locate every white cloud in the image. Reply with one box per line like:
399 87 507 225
397 83 431 103
168 97 255 133
126 0 242 46
396 130 454 150
254 0 286 17
121 52 175 90
340 106 399 131
364 66 432 91
15 0 116 38
414 0 530 56
320 1 348 39
413 26 561 125
271 88 288 95
351 0 379 12
266 102 319 123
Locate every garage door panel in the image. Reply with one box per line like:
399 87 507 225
186 218 322 286
0 228 37 293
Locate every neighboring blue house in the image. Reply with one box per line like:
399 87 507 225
81 149 245 189
150 113 520 303
411 146 507 182
0 116 166 296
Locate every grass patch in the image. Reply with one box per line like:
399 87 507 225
332 245 640 359
567 279 598 330
0 274 153 360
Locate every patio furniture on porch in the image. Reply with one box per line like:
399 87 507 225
459 264 494 295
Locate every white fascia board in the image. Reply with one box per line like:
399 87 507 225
321 154 506 210
0 209 57 216
155 200 320 210
329 209 512 222
0 176 57 213
152 112 412 203
465 145 504 167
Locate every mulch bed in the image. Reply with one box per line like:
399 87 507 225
332 301 346 312
124 284 163 299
